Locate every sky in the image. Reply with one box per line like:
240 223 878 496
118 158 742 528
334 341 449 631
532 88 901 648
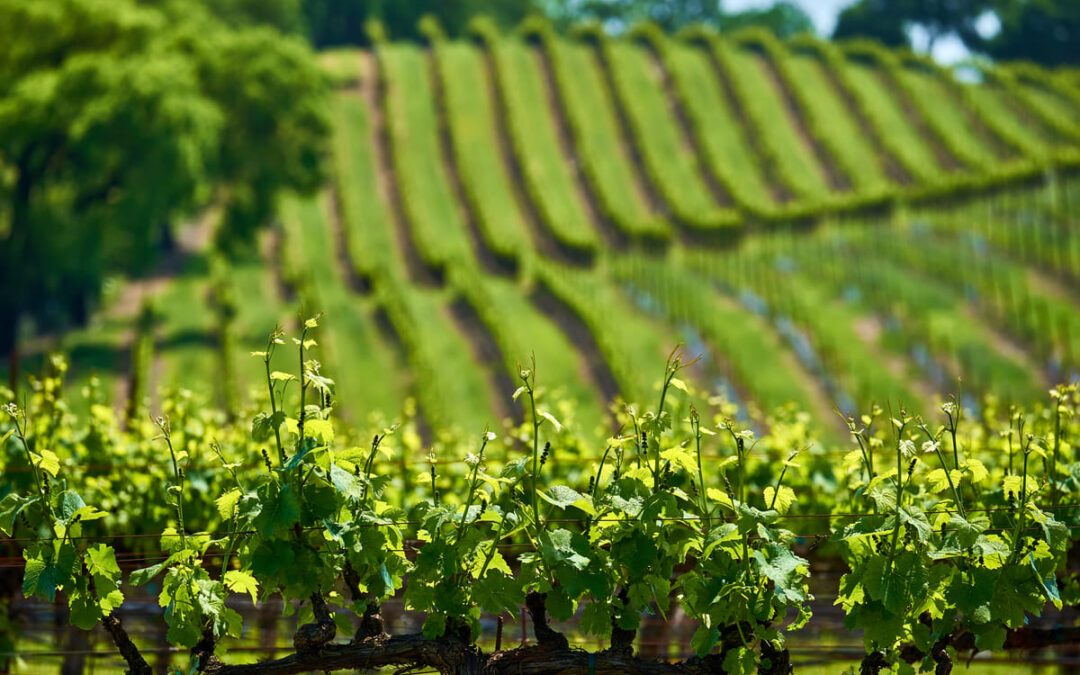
724 0 984 64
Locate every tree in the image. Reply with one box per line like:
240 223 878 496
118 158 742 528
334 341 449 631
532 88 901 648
716 2 814 38
302 0 536 47
833 0 909 46
833 0 991 51
973 0 1080 67
537 0 811 35
0 0 328 358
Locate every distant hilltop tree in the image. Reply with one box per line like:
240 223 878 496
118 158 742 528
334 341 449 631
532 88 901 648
0 0 329 360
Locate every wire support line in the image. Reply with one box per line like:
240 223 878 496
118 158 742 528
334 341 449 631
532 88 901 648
4 502 1080 545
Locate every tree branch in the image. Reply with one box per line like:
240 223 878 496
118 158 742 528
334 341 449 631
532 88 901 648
102 611 152 675
202 634 726 675
293 593 336 654
201 633 479 675
608 589 636 657
342 562 385 641
524 592 569 651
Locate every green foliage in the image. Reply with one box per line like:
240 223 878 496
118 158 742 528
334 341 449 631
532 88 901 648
434 39 534 267
709 32 834 207
379 43 474 271
0 0 328 351
604 25 742 231
4 321 1080 672
528 19 670 241
475 21 600 256
741 28 894 202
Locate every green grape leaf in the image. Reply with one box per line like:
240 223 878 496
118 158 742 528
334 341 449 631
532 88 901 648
539 486 593 514
974 624 1007 652
305 371 336 396
705 488 733 511
539 529 590 571
753 542 809 604
35 449 60 477
56 491 86 523
469 542 512 578
545 586 574 621
0 493 33 536
252 410 286 442
422 612 447 639
691 624 720 657
68 583 103 630
330 464 366 501
764 486 796 513
195 579 229 637
866 482 897 511
305 419 334 443
224 570 260 604
128 558 172 586
926 469 963 494
660 448 698 475
899 506 932 542
610 530 657 578
22 547 76 602
580 601 612 637
471 569 522 615
1029 552 1061 606
87 544 121 579
254 483 301 538
216 489 243 521
538 410 562 432
722 646 756 675
736 503 778 534
71 505 108 522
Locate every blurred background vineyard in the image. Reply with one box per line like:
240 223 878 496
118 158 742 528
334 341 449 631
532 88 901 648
3 0 1080 672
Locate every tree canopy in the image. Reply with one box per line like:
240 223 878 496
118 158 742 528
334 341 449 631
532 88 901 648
834 0 1080 67
0 0 329 353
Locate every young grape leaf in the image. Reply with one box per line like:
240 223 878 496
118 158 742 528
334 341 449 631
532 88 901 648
539 486 594 514
224 570 260 604
216 489 243 520
306 419 334 443
764 486 796 513
87 544 121 579
254 483 301 538
34 449 60 477
471 569 521 615
691 624 720 657
330 464 366 501
722 646 756 675
0 493 33 536
252 410 285 442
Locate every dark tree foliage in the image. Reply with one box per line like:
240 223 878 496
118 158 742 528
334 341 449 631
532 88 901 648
538 0 812 35
975 0 1080 67
303 0 535 47
0 0 329 354
834 0 992 50
834 0 1079 67
833 0 910 47
714 2 814 38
